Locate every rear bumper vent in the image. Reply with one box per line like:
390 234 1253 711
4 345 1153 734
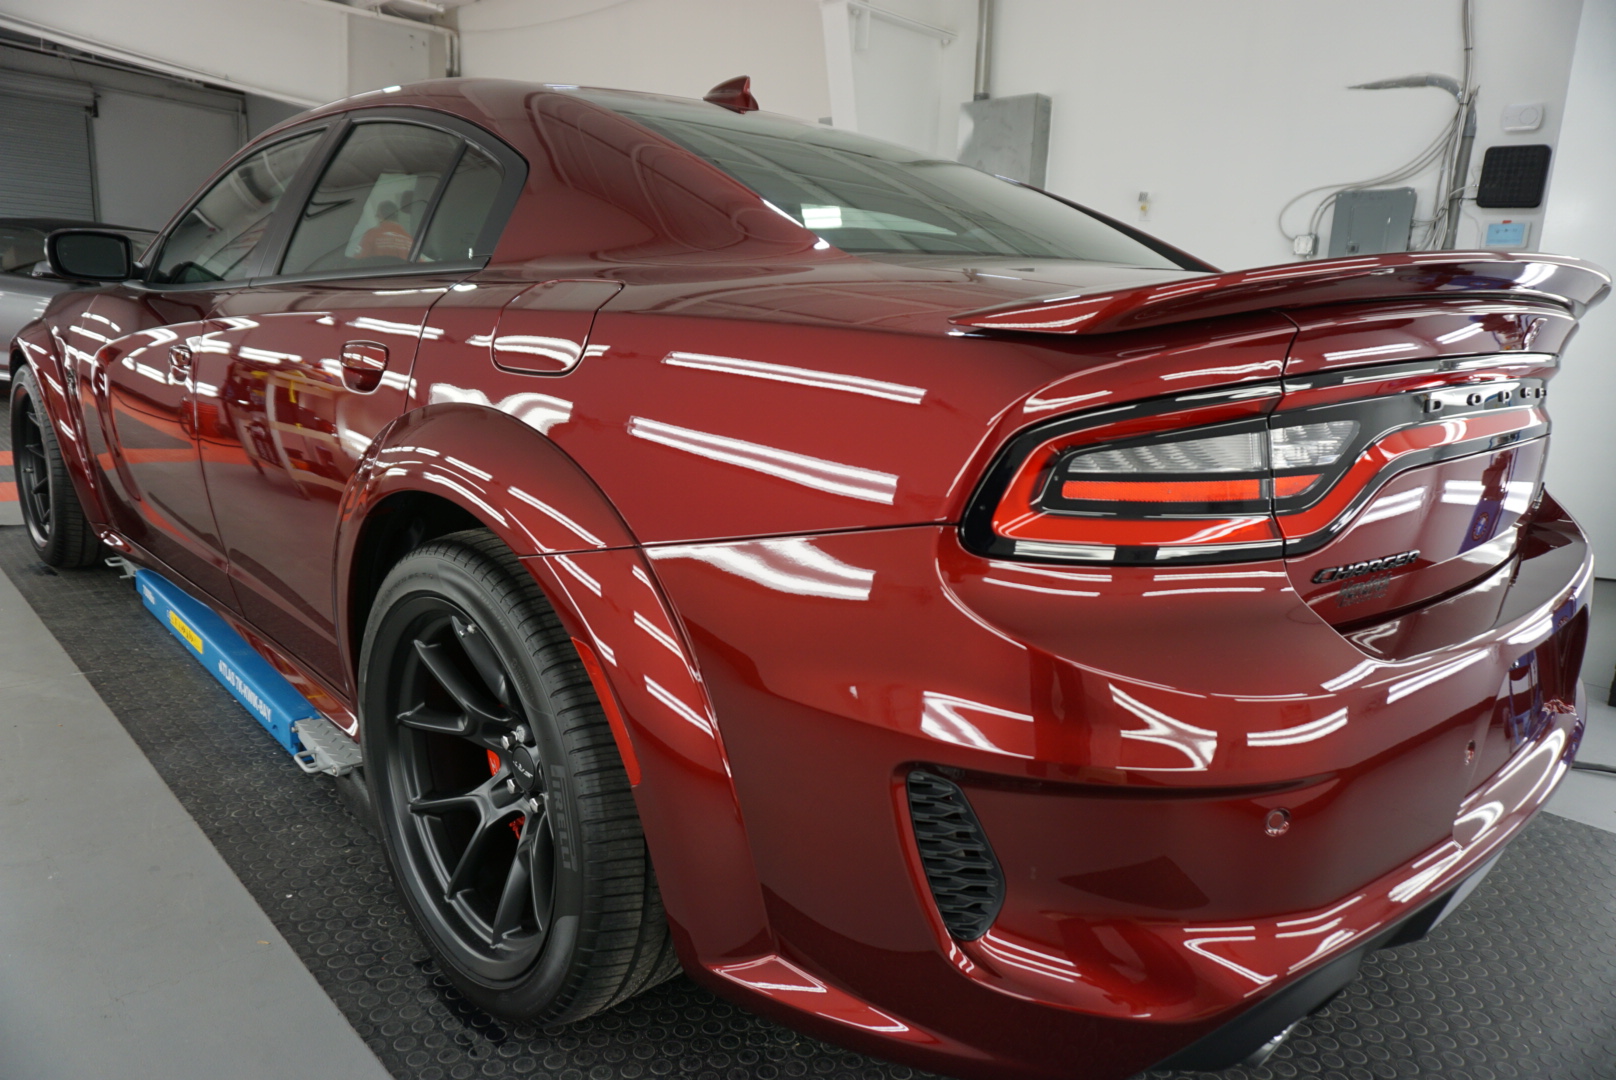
906 771 1005 941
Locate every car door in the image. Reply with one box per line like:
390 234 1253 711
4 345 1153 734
80 128 331 603
197 114 526 688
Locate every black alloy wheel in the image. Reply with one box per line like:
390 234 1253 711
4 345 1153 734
8 365 102 567
390 600 559 980
362 530 679 1021
15 386 52 542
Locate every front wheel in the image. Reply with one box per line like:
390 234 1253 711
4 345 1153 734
360 530 679 1021
8 365 102 567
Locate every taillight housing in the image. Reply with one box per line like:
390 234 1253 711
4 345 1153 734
962 366 1552 566
1048 419 1357 511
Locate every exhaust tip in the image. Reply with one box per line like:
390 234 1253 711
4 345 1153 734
1240 1019 1303 1067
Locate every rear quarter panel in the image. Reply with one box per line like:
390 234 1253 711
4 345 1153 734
409 280 1299 546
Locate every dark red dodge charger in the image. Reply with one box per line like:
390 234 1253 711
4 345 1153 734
9 77 1608 1079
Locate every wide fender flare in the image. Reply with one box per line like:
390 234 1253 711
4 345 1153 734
12 319 108 527
521 546 775 969
335 399 637 644
338 402 773 965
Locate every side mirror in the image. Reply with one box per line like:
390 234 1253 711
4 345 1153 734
46 229 133 283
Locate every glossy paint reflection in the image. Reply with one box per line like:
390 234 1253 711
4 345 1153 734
1286 439 1549 627
78 293 234 601
12 77 1605 1080
1286 299 1578 375
646 511 1586 1039
627 417 900 505
516 546 773 966
662 350 928 403
490 279 622 374
201 274 465 687
648 537 876 601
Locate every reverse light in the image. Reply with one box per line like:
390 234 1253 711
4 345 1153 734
1065 430 1265 474
1270 421 1358 469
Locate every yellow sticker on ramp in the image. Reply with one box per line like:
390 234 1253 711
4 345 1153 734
168 609 204 655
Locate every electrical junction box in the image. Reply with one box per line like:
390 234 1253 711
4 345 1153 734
1327 187 1417 258
959 93 1051 187
1485 220 1530 248
136 568 321 754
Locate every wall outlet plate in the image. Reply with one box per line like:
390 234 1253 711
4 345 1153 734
1502 103 1545 133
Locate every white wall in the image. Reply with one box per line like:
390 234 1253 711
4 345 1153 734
456 0 831 123
980 0 1582 271
1540 0 1616 573
820 0 977 155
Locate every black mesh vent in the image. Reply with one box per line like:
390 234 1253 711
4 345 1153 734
906 771 1005 941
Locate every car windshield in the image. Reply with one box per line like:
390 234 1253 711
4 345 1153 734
586 93 1189 268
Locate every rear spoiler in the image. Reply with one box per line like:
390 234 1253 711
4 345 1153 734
950 252 1612 337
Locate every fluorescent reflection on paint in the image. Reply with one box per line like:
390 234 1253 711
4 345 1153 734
919 691 1032 756
1111 685 1217 771
1247 708 1349 747
649 538 875 601
628 417 898 504
663 351 926 403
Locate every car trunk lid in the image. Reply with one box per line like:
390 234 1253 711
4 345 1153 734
954 253 1608 640
1272 298 1585 633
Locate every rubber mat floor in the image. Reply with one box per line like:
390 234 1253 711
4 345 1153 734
1 530 1614 1080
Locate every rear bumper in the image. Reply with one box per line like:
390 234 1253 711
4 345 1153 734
1156 850 1501 1070
632 499 1590 1080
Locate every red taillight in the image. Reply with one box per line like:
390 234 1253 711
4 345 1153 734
1273 474 1322 498
1061 478 1263 503
963 371 1552 565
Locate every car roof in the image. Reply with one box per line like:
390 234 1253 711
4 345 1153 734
277 77 787 142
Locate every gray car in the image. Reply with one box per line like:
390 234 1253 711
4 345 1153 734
0 219 157 379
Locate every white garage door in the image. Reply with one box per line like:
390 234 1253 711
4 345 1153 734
0 71 95 219
93 91 242 230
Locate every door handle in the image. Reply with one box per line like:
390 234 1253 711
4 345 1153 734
339 341 388 392
340 341 388 372
168 344 193 375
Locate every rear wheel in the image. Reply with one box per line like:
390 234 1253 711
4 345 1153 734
360 530 679 1021
8 365 101 568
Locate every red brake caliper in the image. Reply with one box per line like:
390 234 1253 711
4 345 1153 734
488 749 525 838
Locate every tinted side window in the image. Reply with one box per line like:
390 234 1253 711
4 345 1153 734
280 123 465 275
152 131 322 284
416 146 504 263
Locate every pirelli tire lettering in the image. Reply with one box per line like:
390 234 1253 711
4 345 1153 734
1312 549 1421 585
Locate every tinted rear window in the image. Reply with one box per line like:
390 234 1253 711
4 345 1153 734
582 92 1187 268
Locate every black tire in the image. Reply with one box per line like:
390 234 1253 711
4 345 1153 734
360 529 679 1022
8 365 102 568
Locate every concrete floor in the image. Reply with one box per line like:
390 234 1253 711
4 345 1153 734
0 496 1610 1079
0 560 391 1079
